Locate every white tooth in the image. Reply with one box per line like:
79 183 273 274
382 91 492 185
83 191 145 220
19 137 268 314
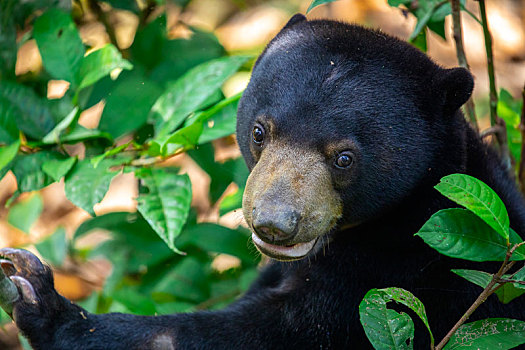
251 233 317 259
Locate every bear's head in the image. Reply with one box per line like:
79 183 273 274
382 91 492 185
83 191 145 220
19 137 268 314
237 14 474 261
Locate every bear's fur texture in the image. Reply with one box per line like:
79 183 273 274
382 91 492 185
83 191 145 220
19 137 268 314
2 15 525 349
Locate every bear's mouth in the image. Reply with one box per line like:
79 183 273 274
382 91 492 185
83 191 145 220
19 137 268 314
251 233 318 261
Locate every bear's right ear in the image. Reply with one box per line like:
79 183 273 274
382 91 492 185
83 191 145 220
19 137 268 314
433 67 474 115
282 14 307 31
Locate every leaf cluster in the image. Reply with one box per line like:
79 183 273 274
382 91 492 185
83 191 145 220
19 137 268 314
0 0 256 323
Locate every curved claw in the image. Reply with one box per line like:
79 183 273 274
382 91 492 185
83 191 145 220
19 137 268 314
0 259 16 276
0 248 45 276
10 276 37 305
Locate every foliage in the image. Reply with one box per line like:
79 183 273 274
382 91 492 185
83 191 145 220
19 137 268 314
0 0 256 323
358 173 525 349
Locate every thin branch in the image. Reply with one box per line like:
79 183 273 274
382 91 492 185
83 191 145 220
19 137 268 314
480 125 501 139
460 3 482 24
450 0 478 131
476 0 512 169
477 0 497 126
128 148 186 167
496 279 525 285
519 85 525 193
435 242 523 350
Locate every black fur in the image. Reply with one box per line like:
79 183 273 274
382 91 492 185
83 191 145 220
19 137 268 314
5 17 525 349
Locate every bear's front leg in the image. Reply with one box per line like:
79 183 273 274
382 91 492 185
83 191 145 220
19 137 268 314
0 248 96 348
0 248 185 350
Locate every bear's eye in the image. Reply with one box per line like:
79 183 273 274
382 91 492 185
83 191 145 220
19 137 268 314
252 124 265 145
335 152 354 169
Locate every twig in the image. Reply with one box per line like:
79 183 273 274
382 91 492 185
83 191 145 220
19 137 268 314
476 0 512 169
450 0 478 131
477 0 497 126
518 85 525 193
434 242 524 350
129 148 186 167
496 279 525 285
480 125 500 139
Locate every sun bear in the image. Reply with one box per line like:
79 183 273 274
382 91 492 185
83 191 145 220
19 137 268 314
1 14 525 349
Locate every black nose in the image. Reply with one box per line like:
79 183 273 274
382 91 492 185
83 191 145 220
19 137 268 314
252 206 300 243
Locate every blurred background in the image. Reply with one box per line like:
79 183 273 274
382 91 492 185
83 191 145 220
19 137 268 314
0 0 524 348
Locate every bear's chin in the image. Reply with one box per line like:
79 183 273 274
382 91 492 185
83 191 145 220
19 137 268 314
251 233 318 261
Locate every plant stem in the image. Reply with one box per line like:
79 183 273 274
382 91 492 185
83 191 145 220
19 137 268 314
450 0 478 131
477 0 497 126
434 242 523 350
129 148 186 167
476 0 512 169
519 85 525 193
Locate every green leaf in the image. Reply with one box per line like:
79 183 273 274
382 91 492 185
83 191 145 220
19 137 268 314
64 158 123 216
98 71 163 139
77 44 133 91
188 143 248 204
75 212 174 276
129 15 166 70
135 168 192 254
0 139 19 173
91 142 130 168
178 224 255 265
0 97 18 143
150 256 209 302
41 107 79 144
58 125 113 144
159 121 203 156
35 227 67 266
150 29 225 85
451 269 525 304
219 187 244 216
416 209 525 261
379 287 434 346
42 157 77 181
0 1 17 79
444 318 525 350
514 266 525 289
359 289 414 350
33 9 84 86
193 92 241 145
101 0 139 12
12 151 64 192
435 174 510 242
150 56 250 138
451 269 492 288
409 7 435 41
387 0 410 6
0 80 55 139
411 29 427 52
498 89 523 165
7 193 43 233
307 0 339 13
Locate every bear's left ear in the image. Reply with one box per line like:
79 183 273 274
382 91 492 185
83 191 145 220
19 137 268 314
433 67 474 115
282 14 307 30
